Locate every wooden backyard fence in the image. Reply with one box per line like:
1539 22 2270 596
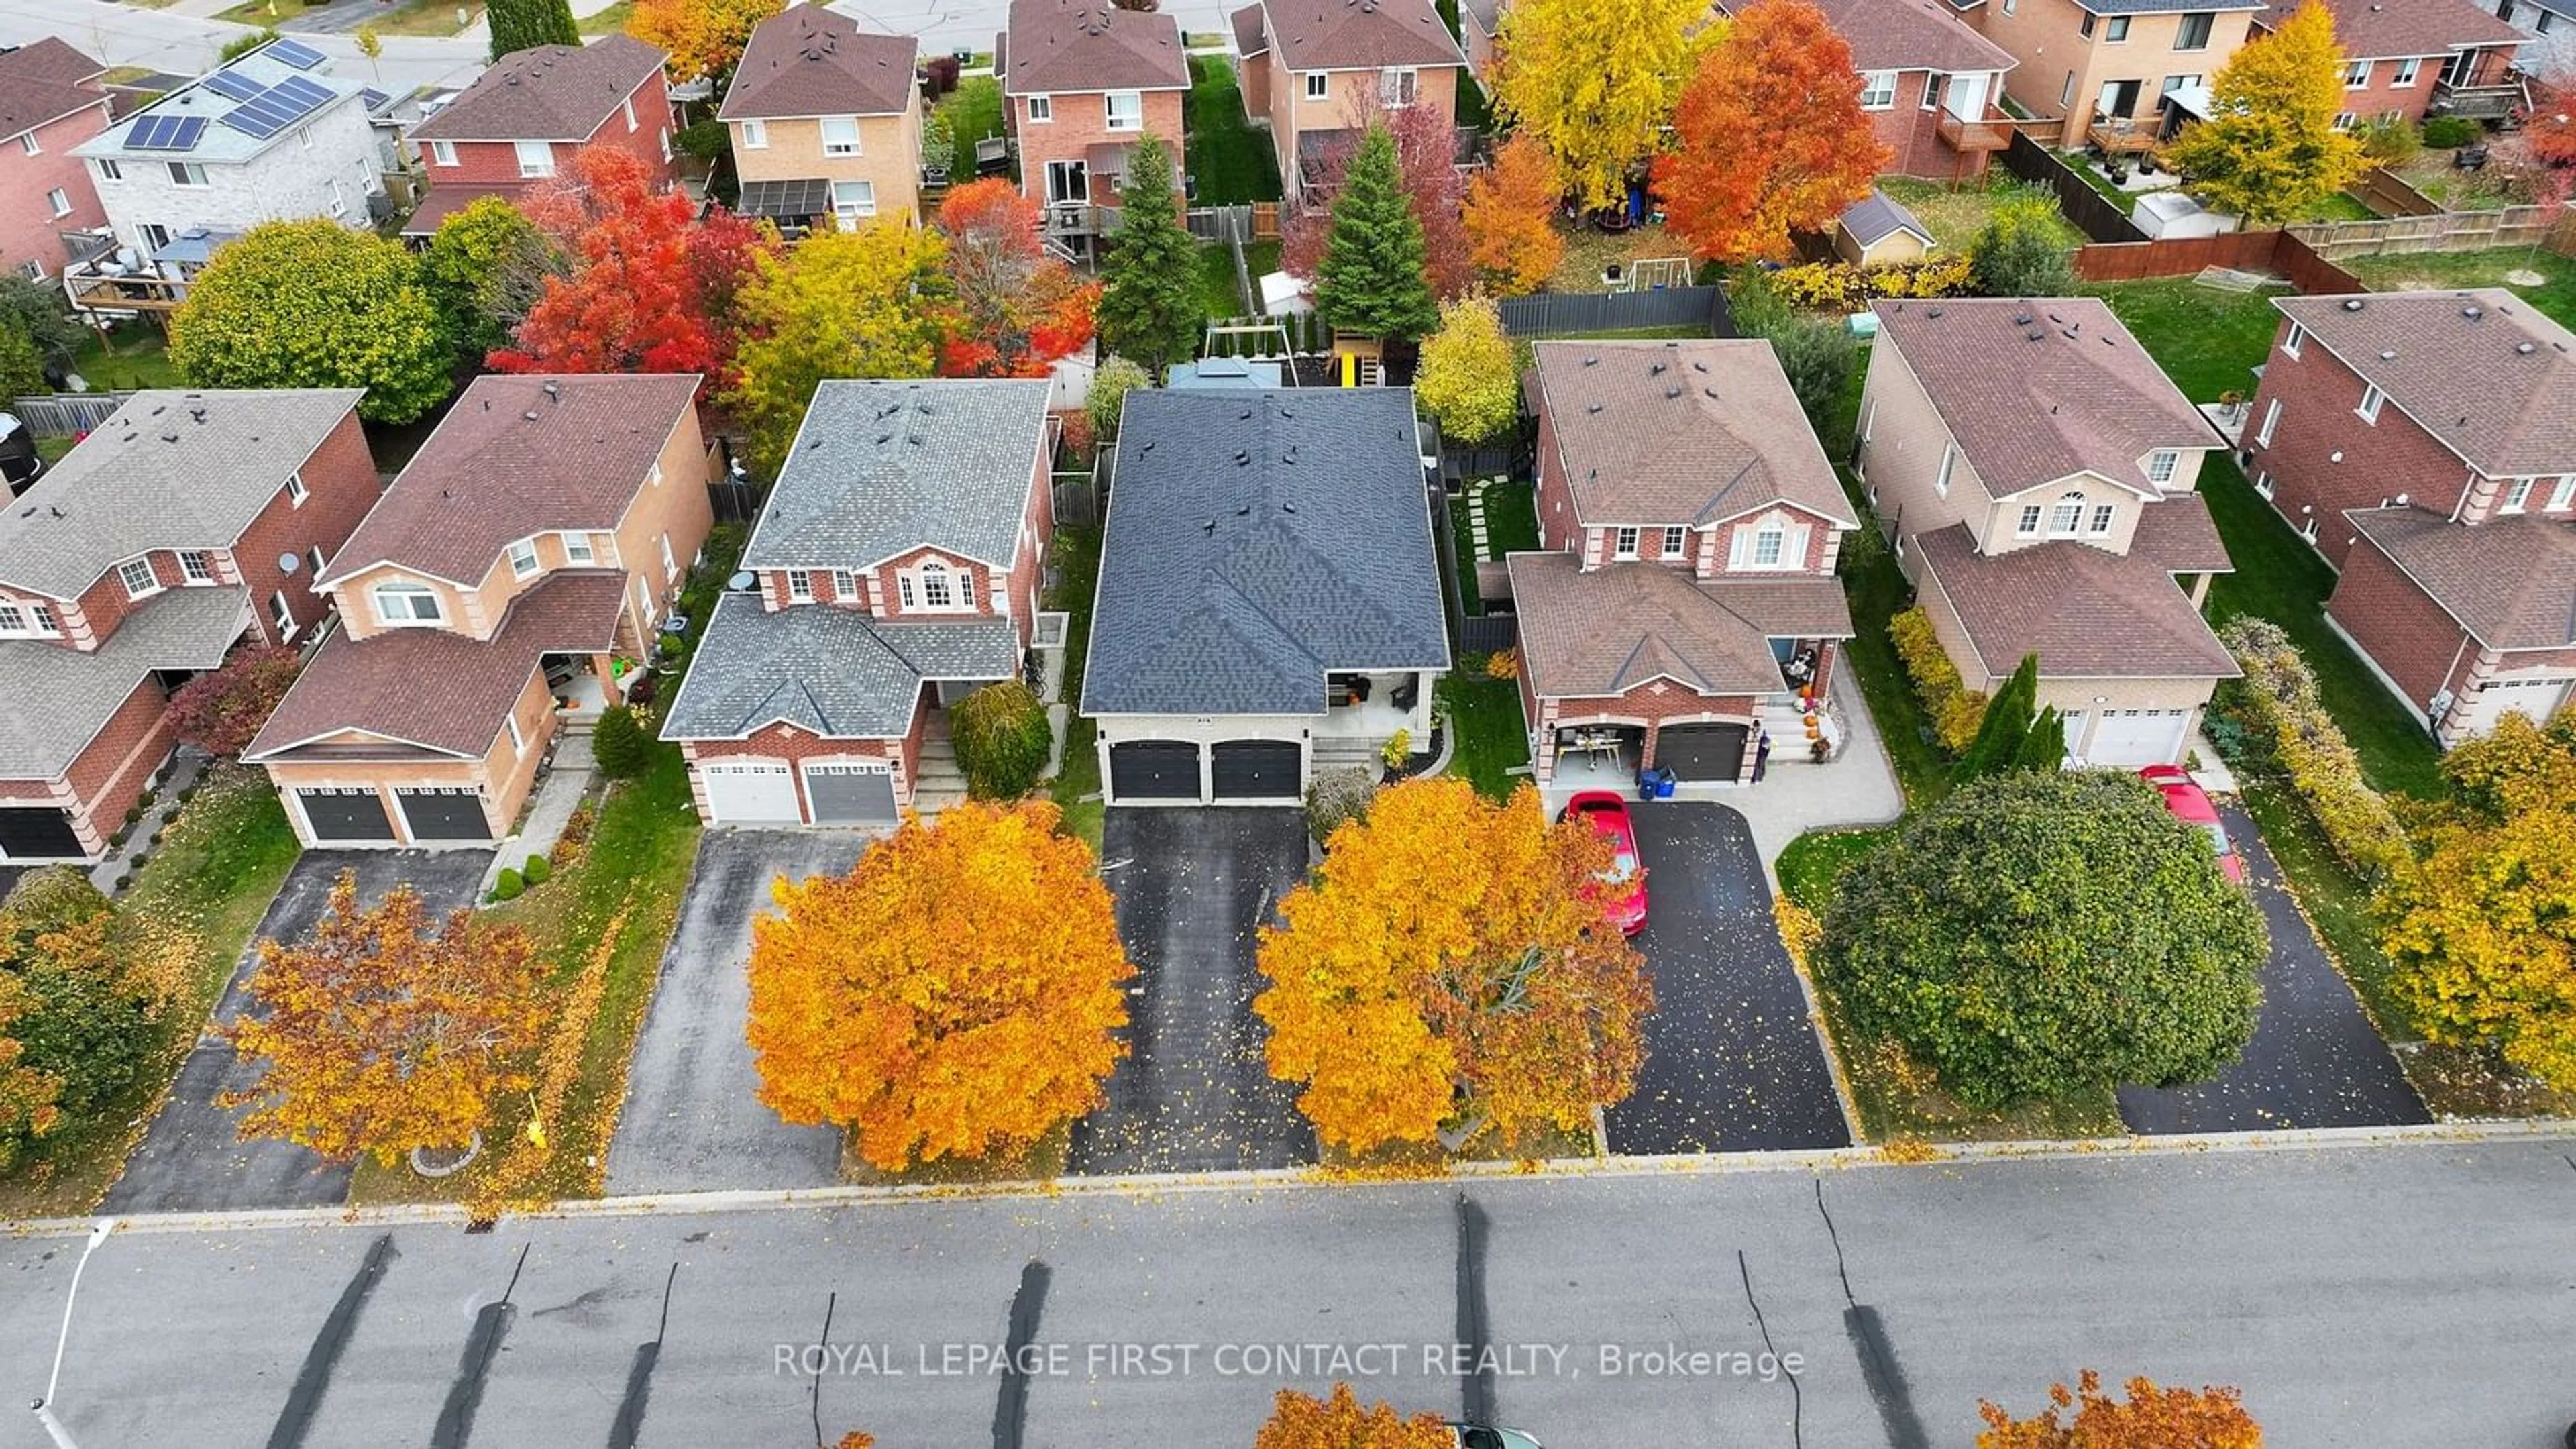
2288 205 2562 260
2069 229 2362 293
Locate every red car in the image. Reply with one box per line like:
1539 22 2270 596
2139 765 2247 885
1560 790 1648 934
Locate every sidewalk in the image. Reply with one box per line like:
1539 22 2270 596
1729 664 1908 871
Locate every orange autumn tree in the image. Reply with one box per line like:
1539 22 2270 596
745 800 1133 1171
625 0 781 82
1978 1370 2263 1448
934 178 1099 378
1254 777 1653 1152
224 872 545 1164
1254 1384 1452 1449
1463 133 1566 296
1656 0 1889 262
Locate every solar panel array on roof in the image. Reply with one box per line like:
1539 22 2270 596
360 87 390 111
127 114 208 151
203 68 266 101
221 75 335 139
266 37 327 70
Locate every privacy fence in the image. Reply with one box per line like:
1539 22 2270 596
1999 131 2148 244
9 393 131 436
2070 229 2363 292
1495 286 1735 339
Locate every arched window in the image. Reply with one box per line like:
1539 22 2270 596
918 559 953 608
2048 490 2085 535
372 580 442 625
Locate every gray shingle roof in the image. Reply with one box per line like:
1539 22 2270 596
410 34 666 142
744 379 1053 571
0 586 246 778
659 592 1018 739
2272 290 2576 478
0 388 364 600
1083 388 1450 717
1840 189 1933 248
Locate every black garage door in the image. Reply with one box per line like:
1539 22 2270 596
1210 741 1301 800
0 806 83 860
1657 722 1750 782
299 788 396 843
804 762 898 825
1108 741 1201 801
396 788 492 842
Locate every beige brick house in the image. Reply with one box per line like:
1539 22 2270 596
1856 297 2239 767
999 0 1189 260
1966 0 2262 148
722 7 922 232
1232 0 1466 200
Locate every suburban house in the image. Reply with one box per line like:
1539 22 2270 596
244 374 711 849
1507 341 1859 792
0 38 113 282
1230 0 1466 200
402 33 674 239
2237 289 2576 741
0 388 375 862
1836 189 1937 266
1963 0 2263 148
2496 0 2575 73
1718 0 2019 178
999 0 1190 260
1456 0 1501 74
69 39 384 277
1084 388 1449 806
1857 297 2240 767
658 379 1056 828
721 7 922 234
2253 0 2526 124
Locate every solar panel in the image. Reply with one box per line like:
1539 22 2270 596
203 68 265 101
360 87 389 111
266 37 326 70
220 76 335 140
127 114 208 151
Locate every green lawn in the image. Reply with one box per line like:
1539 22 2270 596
2055 150 2134 208
1773 826 1895 913
1184 54 1282 206
1437 672 1531 802
2083 276 2289 404
1193 241 1244 321
1876 175 2082 252
935 78 1006 185
2340 247 2576 334
365 0 482 38
578 0 631 34
1819 358 1951 807
72 325 183 392
1046 523 1106 851
1479 480 1538 554
2298 191 2379 224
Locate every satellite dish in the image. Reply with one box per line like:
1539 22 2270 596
278 551 301 574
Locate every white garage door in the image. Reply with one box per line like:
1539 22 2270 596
701 760 802 824
2454 676 2571 737
2086 707 2191 767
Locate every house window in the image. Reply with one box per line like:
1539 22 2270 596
96 158 122 182
19 133 38 156
2147 449 2180 484
2080 11 2095 36
2174 11 2214 49
2017 504 2043 536
565 534 594 564
659 532 678 580
2254 470 2274 499
2283 323 2306 358
957 570 977 608
623 96 638 131
1933 443 1955 498
1104 91 1142 131
1751 525 1786 567
2334 111 2358 130
1858 71 1896 109
2500 476 2535 513
328 178 345 217
2048 490 2085 535
739 118 767 148
1860 400 1875 443
2548 476 2576 511
920 559 955 607
829 568 855 598
284 470 308 506
1661 525 1688 557
270 590 297 641
2106 15 2131 40
2090 502 2116 534
820 115 861 156
46 189 72 219
2257 397 2283 445
2061 70 2076 108
2392 57 2421 87
180 550 215 583
141 223 172 252
832 180 876 225
373 580 443 624
898 574 916 608
647 462 663 488
508 539 539 579
506 710 523 753
168 162 208 186
1378 68 1418 105
119 557 160 600
0 602 60 637
1305 72 1329 101
2357 383 2385 423
515 140 555 178
1923 74 1945 111
1613 526 1640 559
2344 58 2371 87
2002 0 2015 12
430 139 456 166
787 568 814 602
309 545 327 574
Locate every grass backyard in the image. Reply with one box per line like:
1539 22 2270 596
1046 523 1106 851
934 78 1006 185
2342 246 2576 333
1546 221 1695 295
366 0 484 38
72 325 183 392
1437 672 1530 802
1876 175 2082 252
578 0 632 34
2083 275 2288 403
1185 54 1281 206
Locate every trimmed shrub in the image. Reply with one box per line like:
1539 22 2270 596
2356 114 2420 166
1888 606 1988 753
591 704 653 780
951 681 1053 799
2211 616 2412 882
492 867 524 902
1770 254 1973 313
1088 356 1150 441
1304 765 1379 845
522 853 550 886
2421 115 2480 150
623 673 657 708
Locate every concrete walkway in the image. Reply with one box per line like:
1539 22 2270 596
479 733 595 898
91 747 207 898
1729 663 1909 869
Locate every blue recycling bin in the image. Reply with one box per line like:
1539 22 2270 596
1636 766 1675 801
1654 771 1677 800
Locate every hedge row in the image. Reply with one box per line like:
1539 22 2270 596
2212 617 2413 882
1889 605 1988 754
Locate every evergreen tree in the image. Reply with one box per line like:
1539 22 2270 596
2010 705 2066 774
1953 653 2038 782
1095 134 1199 380
1313 127 1438 343
489 0 579 60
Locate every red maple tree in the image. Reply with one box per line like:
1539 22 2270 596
933 178 1098 378
1283 95 1472 299
491 146 779 394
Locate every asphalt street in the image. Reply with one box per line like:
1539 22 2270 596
99 849 492 1216
604 829 859 1197
1605 803 1854 1156
2120 804 2432 1134
1069 808 1315 1175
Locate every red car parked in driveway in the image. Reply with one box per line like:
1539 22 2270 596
2139 765 2247 885
1560 790 1648 935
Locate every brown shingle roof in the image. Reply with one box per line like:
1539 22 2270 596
0 38 107 144
1256 0 1464 72
396 182 529 237
1716 0 2014 74
722 9 918 119
1232 3 1271 56
1001 0 1190 95
2272 290 2576 478
1508 551 1852 699
411 34 667 142
1532 339 1860 530
322 374 699 588
2343 506 2576 650
2130 491 2234 573
246 570 628 758
1913 523 2238 679
2257 0 2524 58
1872 297 2217 498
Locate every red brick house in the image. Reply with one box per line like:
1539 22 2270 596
1717 0 2019 179
1232 0 1466 201
1509 341 1860 790
402 34 674 238
2239 289 2576 741
0 389 375 862
0 38 113 282
999 0 1190 262
659 380 1057 827
2253 0 2525 125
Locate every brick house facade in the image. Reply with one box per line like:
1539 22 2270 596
2252 0 2525 125
722 9 922 232
1232 0 1464 201
404 34 673 237
1970 0 2261 147
0 40 113 281
1000 0 1190 258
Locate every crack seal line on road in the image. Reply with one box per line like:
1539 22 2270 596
1735 1249 1801 1448
1816 1179 1927 1449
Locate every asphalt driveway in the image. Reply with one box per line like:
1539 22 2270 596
2118 803 2430 1134
1067 808 1316 1175
101 849 494 1215
1603 802 1853 1155
604 830 859 1196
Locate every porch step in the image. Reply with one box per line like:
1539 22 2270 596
1312 739 1387 770
912 739 967 795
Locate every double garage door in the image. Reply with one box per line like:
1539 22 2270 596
1108 740 1302 803
296 786 494 845
0 806 83 861
700 759 898 826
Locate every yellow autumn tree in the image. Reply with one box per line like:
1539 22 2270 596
745 800 1133 1171
1253 1384 1452 1449
1489 0 1714 209
1462 134 1566 296
625 0 783 83
725 220 953 476
2161 1 2365 226
1978 1369 2262 1448
224 872 545 1165
1254 777 1653 1153
2379 710 2576 1091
